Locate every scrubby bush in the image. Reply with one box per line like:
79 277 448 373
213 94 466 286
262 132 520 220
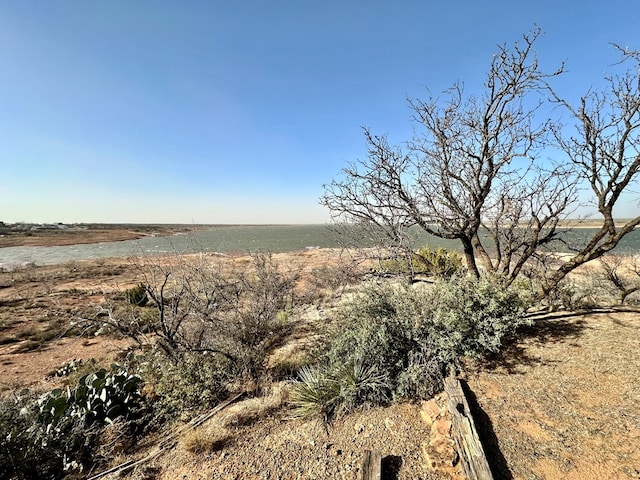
292 276 531 419
379 246 465 279
137 351 232 423
124 284 148 306
290 363 389 420
0 392 93 479
415 246 465 278
421 275 532 363
111 253 297 380
38 364 143 429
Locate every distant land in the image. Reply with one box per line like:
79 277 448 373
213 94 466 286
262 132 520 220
1 219 635 249
0 223 204 248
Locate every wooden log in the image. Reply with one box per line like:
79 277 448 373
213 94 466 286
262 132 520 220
361 450 382 480
443 376 494 480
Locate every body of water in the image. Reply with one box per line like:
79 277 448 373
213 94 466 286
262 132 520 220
1 224 639 270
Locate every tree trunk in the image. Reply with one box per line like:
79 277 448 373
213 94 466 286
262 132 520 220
462 238 480 278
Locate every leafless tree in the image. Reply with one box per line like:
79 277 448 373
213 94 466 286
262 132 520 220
539 47 640 295
598 254 640 304
322 28 575 285
323 30 640 297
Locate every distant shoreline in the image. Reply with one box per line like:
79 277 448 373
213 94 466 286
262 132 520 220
0 220 635 249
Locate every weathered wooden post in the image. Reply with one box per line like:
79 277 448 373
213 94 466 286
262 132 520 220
443 376 494 480
361 450 382 480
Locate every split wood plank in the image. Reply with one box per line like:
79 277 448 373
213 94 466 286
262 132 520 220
361 450 382 480
443 376 493 480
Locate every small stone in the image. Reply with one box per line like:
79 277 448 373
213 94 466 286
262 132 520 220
431 418 452 437
421 399 441 425
423 437 459 473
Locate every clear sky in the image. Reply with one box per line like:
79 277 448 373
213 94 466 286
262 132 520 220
1 1 638 224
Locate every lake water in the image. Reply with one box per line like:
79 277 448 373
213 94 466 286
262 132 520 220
1 224 639 270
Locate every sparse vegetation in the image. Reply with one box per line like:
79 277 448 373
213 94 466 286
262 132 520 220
138 350 232 423
124 284 148 306
379 245 465 279
179 425 232 454
2 240 640 477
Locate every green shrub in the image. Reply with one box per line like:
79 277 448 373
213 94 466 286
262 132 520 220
290 363 389 420
379 246 464 278
415 246 465 278
421 275 531 363
0 391 100 479
124 284 148 306
0 364 144 478
138 351 232 423
38 363 143 430
292 276 531 419
290 365 340 420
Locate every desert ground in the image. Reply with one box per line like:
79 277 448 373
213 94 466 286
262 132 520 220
1 227 639 479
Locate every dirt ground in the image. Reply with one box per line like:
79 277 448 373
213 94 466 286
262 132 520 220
465 310 640 480
1 238 639 479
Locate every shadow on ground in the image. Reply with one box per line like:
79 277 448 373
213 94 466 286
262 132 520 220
461 379 513 479
481 311 592 374
382 455 403 480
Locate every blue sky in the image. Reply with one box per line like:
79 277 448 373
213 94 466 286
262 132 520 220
0 1 638 224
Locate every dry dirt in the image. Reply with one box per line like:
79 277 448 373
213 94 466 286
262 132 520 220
465 310 640 480
1 238 640 479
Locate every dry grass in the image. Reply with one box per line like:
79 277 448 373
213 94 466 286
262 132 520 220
179 425 232 454
216 382 290 428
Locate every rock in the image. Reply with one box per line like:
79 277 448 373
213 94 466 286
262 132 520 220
431 418 452 437
422 436 459 474
421 398 441 425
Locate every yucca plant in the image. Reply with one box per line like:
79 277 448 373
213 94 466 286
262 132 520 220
290 362 390 421
290 365 340 421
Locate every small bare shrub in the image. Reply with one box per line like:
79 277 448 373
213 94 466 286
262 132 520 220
100 252 299 380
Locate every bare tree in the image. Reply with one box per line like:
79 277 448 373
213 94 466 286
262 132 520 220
322 28 575 284
540 47 640 295
599 254 640 304
323 30 640 296
322 131 426 274
96 252 298 377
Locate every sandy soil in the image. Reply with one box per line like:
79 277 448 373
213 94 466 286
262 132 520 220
1 235 639 479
